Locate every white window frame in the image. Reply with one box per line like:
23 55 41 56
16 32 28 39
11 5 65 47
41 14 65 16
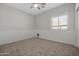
50 14 69 30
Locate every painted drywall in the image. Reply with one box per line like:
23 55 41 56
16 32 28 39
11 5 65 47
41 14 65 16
76 3 79 47
75 3 79 48
77 11 79 47
78 11 79 47
0 4 35 45
35 3 76 46
74 3 78 47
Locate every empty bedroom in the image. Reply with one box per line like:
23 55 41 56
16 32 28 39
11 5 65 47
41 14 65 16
0 3 79 56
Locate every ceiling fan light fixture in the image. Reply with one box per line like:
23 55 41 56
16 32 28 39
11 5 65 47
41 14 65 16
34 4 39 8
30 3 46 10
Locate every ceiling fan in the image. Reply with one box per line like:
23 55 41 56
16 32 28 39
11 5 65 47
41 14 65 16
30 3 46 10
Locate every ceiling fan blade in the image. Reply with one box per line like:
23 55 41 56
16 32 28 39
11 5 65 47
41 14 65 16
37 7 40 10
41 3 46 5
30 6 33 8
41 6 45 8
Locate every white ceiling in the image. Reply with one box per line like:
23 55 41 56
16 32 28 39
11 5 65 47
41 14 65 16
4 3 65 15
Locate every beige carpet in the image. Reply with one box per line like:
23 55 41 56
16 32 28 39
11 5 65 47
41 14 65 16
0 37 79 56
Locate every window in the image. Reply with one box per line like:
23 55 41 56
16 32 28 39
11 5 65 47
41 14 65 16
51 15 68 30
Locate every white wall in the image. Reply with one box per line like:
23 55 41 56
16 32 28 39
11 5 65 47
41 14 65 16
35 3 76 46
77 11 79 47
0 4 35 45
76 3 79 47
74 3 78 47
